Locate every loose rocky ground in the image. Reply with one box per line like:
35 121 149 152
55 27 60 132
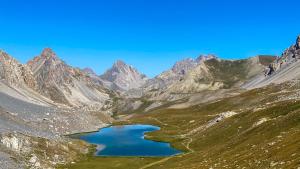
0 89 112 169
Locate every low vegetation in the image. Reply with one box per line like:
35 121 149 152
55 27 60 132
60 82 300 169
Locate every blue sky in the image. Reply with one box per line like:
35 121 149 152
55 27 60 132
0 0 300 77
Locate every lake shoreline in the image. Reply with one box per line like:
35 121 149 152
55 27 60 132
74 124 181 157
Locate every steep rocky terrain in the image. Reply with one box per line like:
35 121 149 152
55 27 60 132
27 48 112 108
243 36 300 89
0 51 36 89
0 49 113 169
100 60 147 91
0 50 55 106
82 67 120 91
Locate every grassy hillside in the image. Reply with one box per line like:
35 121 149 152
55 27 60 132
203 56 275 89
60 82 300 169
258 55 277 66
205 59 249 88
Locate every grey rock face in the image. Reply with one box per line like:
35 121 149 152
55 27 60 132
171 58 198 75
27 48 111 107
0 51 37 89
281 35 300 60
100 60 147 91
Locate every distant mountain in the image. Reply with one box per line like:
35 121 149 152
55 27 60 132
126 54 275 100
168 55 275 93
27 48 111 106
157 54 217 85
124 55 217 98
100 60 147 91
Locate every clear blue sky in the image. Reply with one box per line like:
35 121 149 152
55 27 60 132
0 0 300 77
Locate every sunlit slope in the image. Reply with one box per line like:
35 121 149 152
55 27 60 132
128 82 300 169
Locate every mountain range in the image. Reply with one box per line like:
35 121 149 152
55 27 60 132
0 35 300 169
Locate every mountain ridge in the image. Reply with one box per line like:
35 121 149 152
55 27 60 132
1 35 300 169
26 48 112 107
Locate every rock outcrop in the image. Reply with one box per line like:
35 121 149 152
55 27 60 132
243 35 300 89
296 35 300 50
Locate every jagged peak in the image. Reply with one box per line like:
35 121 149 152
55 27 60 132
0 50 22 64
111 60 140 74
0 49 11 60
100 59 147 91
113 60 128 68
41 48 57 60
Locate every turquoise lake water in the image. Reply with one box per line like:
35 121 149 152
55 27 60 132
76 124 181 157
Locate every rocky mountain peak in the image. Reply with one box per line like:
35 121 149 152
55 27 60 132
114 60 127 68
41 48 57 60
26 49 110 106
0 50 37 89
100 60 147 91
27 48 64 73
196 54 217 63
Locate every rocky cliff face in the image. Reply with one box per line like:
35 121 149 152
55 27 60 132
0 51 37 89
282 35 300 60
27 48 111 107
100 60 147 91
171 58 198 75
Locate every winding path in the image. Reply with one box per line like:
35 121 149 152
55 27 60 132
139 124 195 169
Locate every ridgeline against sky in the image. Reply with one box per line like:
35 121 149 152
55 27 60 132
0 0 300 77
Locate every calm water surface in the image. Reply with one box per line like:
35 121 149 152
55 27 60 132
76 124 181 157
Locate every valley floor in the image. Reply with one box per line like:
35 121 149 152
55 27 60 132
60 81 300 169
